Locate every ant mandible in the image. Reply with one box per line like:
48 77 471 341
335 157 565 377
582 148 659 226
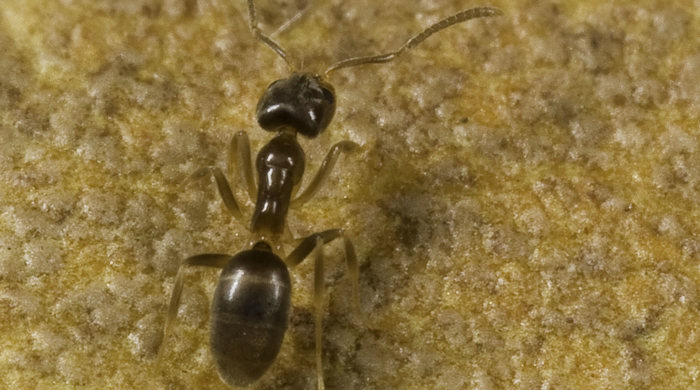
158 1 502 389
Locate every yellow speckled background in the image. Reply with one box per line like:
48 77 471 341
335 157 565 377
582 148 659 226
1 0 699 389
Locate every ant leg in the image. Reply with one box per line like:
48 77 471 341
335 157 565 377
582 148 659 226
228 131 256 200
286 229 364 321
312 236 325 390
289 232 362 390
341 235 364 322
292 141 359 205
187 166 243 219
287 234 330 390
286 229 340 266
158 254 232 359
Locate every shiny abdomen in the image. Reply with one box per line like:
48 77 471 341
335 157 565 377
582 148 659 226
209 249 291 386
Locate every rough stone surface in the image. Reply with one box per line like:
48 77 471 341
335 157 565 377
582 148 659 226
0 0 699 389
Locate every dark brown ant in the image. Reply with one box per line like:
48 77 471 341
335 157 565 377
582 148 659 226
158 1 502 389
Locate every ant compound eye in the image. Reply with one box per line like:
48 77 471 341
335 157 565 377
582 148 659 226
256 73 336 138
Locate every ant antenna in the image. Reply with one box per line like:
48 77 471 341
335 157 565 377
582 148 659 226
271 3 310 38
323 7 503 77
247 0 295 70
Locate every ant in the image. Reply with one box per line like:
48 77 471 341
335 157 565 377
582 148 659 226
158 1 502 389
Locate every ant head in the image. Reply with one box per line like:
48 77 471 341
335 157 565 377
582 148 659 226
256 73 336 138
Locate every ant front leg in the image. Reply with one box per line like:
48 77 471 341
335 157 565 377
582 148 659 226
292 141 359 205
285 229 364 390
228 131 257 201
187 166 243 219
158 253 232 358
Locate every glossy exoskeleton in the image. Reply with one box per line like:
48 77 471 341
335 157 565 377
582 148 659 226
158 1 502 389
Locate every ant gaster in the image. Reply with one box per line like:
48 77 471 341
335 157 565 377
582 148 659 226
158 1 502 389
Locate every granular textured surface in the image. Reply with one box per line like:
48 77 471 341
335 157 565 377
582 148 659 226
1 0 699 389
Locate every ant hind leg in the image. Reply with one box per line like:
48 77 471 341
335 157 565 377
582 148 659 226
286 229 363 319
312 236 326 390
288 230 363 390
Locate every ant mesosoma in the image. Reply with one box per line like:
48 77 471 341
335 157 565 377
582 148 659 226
158 1 502 389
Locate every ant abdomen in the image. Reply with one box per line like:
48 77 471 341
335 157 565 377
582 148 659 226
209 243 291 387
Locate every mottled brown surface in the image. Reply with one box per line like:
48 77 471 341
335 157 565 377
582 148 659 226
0 0 698 389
